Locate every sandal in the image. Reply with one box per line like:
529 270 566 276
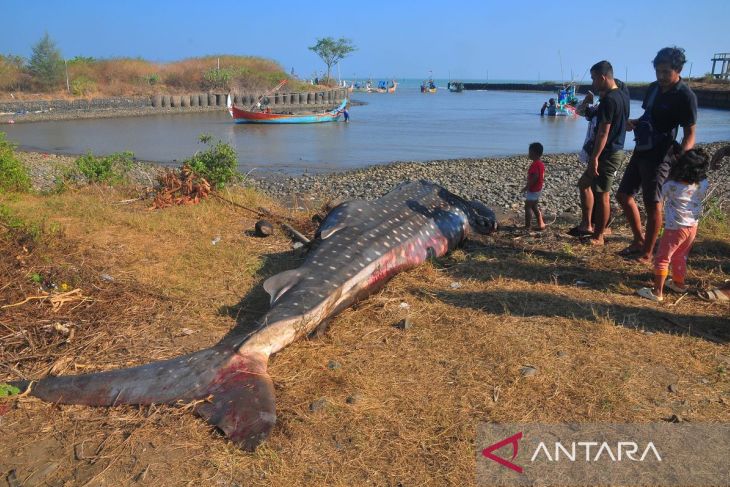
637 287 663 302
697 288 730 302
665 278 689 293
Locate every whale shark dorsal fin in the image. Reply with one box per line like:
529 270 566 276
263 270 301 305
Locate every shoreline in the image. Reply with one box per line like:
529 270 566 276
17 141 730 218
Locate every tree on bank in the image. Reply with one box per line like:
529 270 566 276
28 33 64 91
308 37 356 84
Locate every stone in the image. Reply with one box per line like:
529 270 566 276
520 366 538 377
346 393 362 405
309 398 328 412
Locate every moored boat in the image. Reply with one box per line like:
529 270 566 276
351 79 397 93
447 81 464 93
375 80 398 93
227 96 347 124
420 78 437 93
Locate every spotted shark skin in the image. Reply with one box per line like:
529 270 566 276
15 180 496 450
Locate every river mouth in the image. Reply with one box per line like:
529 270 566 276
5 89 730 176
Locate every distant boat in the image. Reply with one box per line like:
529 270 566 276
227 96 347 124
375 80 398 93
540 84 579 117
447 81 464 93
420 78 437 93
351 79 397 93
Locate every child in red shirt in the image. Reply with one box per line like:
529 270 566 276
522 142 546 230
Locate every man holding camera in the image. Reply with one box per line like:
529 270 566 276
616 46 697 263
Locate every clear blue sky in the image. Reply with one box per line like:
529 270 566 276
2 0 728 83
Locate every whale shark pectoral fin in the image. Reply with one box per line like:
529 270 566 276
195 352 276 451
263 269 301 305
319 222 346 240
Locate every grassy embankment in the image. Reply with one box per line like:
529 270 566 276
0 138 728 484
0 55 316 101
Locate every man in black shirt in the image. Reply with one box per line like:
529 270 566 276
583 60 630 246
617 46 698 263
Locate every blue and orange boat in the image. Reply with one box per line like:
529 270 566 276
227 96 347 124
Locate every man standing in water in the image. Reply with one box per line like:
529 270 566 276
616 46 697 263
582 60 630 246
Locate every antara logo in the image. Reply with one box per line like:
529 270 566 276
482 432 524 473
482 432 663 473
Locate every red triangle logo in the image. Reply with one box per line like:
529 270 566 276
481 431 523 473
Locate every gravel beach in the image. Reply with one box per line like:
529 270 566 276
17 141 730 220
250 142 730 217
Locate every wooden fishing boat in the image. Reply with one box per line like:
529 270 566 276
420 79 437 93
351 80 397 93
227 96 347 124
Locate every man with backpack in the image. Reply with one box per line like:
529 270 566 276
580 61 630 246
616 46 697 263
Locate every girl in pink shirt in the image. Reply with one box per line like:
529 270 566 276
637 149 709 302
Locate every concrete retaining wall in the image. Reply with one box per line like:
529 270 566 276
462 83 730 110
0 87 350 115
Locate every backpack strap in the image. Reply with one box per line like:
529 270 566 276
644 84 659 113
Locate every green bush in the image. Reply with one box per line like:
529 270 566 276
0 132 31 193
72 151 135 185
203 68 233 90
185 134 240 189
71 75 95 96
144 73 160 85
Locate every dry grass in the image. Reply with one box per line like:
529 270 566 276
0 187 728 486
0 55 295 100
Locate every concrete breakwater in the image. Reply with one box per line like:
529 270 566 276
0 87 349 122
463 83 730 110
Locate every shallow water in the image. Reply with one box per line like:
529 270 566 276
5 83 730 175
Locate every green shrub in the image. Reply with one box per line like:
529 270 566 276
72 151 135 185
203 67 233 90
0 132 31 193
185 134 240 189
144 73 160 85
71 75 96 96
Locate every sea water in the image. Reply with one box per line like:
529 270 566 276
5 80 730 175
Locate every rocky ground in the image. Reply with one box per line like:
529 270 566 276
250 142 730 217
18 141 730 220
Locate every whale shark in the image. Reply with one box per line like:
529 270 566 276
14 180 496 450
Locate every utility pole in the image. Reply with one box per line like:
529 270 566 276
64 59 70 93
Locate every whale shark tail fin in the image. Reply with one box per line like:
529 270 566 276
11 347 276 451
194 351 276 450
